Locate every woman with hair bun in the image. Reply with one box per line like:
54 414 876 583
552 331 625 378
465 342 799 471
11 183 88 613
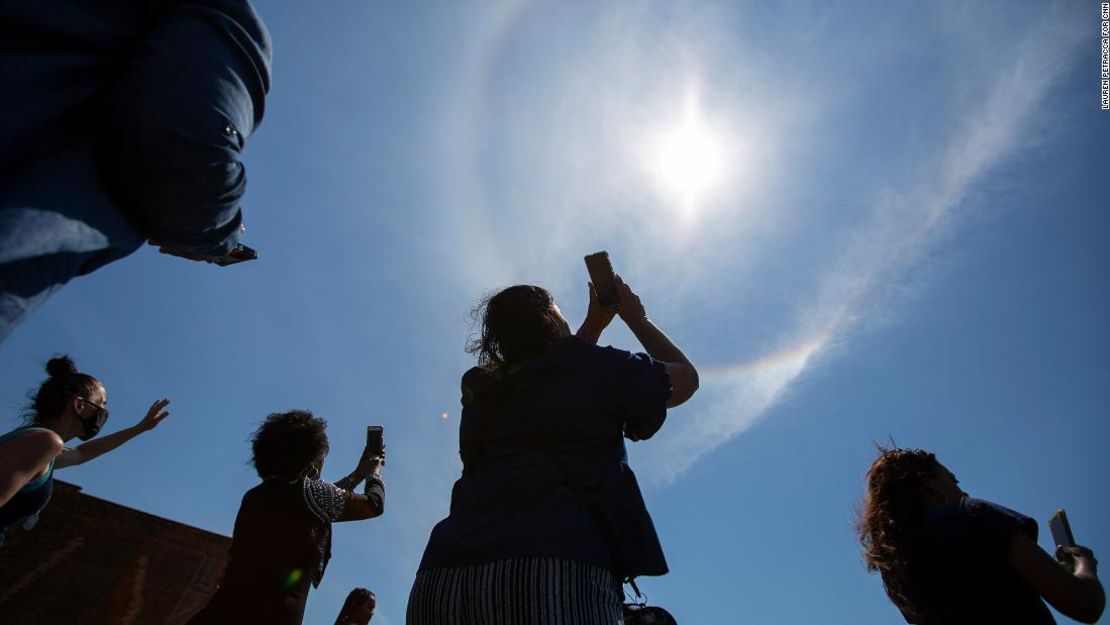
0 355 171 544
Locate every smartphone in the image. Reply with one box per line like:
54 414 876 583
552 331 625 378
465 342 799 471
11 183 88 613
212 243 259 267
366 425 384 456
1049 509 1076 548
584 251 619 307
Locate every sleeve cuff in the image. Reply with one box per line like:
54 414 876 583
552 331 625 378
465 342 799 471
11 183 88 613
363 475 384 495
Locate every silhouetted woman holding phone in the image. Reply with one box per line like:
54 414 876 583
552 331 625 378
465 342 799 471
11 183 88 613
407 277 699 625
188 410 384 625
0 356 170 545
859 447 1105 624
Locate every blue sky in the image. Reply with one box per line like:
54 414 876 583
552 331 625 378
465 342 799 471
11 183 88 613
2 1 1109 623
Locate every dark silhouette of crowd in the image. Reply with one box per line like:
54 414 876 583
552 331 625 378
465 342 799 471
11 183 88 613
0 1 1104 624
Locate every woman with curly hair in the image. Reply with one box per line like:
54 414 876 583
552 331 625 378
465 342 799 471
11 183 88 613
858 447 1104 624
0 355 170 545
407 277 699 624
188 410 385 625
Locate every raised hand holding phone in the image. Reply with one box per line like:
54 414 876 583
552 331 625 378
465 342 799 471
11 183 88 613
359 426 384 478
584 251 620 307
1048 508 1100 576
1050 509 1076 550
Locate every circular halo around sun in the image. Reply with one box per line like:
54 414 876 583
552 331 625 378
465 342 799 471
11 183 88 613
647 91 726 215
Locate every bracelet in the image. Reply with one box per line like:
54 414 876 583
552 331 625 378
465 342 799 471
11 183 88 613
335 473 362 491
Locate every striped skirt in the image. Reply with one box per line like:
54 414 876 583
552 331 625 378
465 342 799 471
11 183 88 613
406 558 623 625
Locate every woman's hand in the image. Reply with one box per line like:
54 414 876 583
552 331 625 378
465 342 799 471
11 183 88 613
1058 545 1100 576
354 445 384 479
576 282 617 343
615 275 647 324
136 398 171 432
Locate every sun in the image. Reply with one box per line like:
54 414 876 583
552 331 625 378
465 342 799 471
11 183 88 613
648 93 725 213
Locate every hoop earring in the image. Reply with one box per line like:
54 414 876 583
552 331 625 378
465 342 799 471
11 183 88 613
306 466 320 480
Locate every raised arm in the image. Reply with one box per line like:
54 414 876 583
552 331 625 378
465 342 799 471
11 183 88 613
1009 531 1105 623
336 448 385 522
340 479 385 521
0 430 63 507
614 277 699 407
54 399 170 469
574 277 700 407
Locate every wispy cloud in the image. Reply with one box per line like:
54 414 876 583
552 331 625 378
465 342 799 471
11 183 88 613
639 6 1086 483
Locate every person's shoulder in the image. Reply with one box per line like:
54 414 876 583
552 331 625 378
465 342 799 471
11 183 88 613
243 478 297 501
242 479 275 499
960 497 1036 534
461 366 498 403
568 339 650 368
462 366 493 386
238 480 311 521
593 345 664 385
7 428 65 458
302 477 346 522
961 497 1028 519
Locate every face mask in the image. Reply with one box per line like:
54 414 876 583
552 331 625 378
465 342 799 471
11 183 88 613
77 400 109 441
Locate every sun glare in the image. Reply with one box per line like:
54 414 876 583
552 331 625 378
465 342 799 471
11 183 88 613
649 93 725 213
